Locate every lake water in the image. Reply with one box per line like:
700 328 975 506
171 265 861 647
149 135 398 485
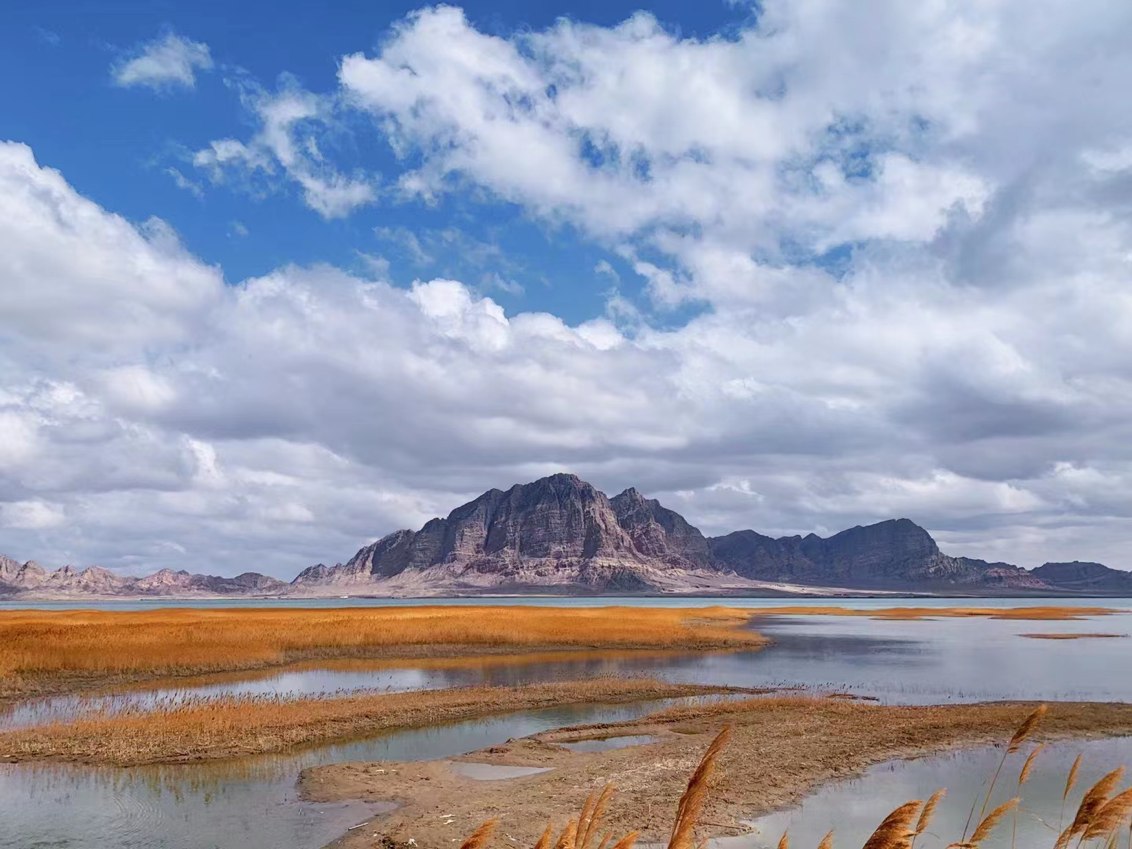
0 697 712 849
6 606 1130 730
1 598 1129 848
0 595 1124 611
741 736 1132 848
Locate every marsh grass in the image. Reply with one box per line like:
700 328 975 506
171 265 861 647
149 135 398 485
0 677 743 764
0 606 762 697
457 704 1132 849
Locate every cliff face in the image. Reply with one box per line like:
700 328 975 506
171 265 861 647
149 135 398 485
293 474 667 592
610 488 713 568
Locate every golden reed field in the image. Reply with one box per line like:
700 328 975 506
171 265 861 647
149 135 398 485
0 605 763 686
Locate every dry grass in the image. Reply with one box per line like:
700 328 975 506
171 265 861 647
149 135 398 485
453 705 1132 849
0 677 749 765
748 606 1121 621
0 605 762 701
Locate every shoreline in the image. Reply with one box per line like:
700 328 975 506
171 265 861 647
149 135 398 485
302 696 1132 849
0 679 769 766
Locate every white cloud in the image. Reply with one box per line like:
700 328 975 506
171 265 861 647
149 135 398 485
112 32 213 91
0 500 65 530
192 83 375 218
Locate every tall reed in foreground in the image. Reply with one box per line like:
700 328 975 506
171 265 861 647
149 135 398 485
458 705 1132 849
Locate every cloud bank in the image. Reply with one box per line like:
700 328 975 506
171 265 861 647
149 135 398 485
4 0 1132 575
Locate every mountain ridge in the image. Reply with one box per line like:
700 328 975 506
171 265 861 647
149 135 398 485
3 474 1129 598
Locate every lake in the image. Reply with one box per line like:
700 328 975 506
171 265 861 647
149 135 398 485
1 598 1128 848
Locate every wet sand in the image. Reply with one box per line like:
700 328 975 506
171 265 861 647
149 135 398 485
302 697 1132 849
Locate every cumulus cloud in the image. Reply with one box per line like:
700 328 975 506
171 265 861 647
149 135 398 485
4 0 1132 575
193 82 375 218
112 32 213 90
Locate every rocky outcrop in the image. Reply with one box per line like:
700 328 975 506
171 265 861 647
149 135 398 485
292 474 674 593
610 488 713 568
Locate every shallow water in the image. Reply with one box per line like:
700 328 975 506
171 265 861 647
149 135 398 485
0 697 712 849
450 762 554 780
559 734 660 752
739 736 1132 848
7 607 1129 730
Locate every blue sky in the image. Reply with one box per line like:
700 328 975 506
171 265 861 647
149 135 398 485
2 0 1132 577
3 0 752 321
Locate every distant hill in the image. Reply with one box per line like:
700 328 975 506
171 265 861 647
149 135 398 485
3 474 1129 598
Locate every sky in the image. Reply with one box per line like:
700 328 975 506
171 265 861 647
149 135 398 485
2 0 1132 578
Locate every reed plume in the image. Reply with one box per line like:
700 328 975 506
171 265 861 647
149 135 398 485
1060 753 1083 833
966 704 1047 840
461 819 498 849
1019 744 1044 785
1083 788 1132 841
968 797 1018 845
816 831 834 849
916 789 945 837
862 800 922 849
667 726 732 849
777 831 789 849
1008 705 1047 754
578 786 615 849
607 832 638 849
553 819 579 849
1055 767 1125 849
533 823 554 849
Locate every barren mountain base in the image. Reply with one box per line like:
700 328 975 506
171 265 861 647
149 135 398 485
0 678 763 765
303 697 1132 849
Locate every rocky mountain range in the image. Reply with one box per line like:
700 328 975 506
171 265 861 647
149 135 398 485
3 473 1131 598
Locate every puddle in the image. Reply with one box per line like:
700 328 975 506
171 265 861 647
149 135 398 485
559 735 661 752
450 762 554 780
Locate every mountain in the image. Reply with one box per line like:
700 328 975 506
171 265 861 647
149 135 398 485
0 557 287 599
707 519 1046 590
5 474 1132 598
292 474 725 594
1030 561 1132 593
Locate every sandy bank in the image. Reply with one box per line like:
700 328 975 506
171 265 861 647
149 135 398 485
302 697 1132 849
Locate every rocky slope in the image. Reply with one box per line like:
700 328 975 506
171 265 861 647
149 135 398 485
4 474 1131 598
1030 561 1132 593
0 555 286 598
292 474 724 594
707 519 1047 590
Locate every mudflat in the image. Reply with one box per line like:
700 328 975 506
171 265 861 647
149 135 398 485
302 696 1132 849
